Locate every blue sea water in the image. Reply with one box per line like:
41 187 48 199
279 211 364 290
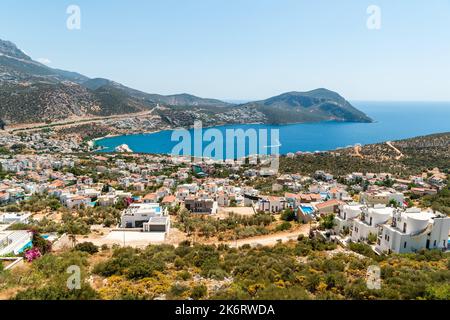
96 101 450 158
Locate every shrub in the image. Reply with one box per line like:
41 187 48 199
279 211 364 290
31 232 52 255
319 214 336 230
174 257 185 270
177 270 192 281
348 242 377 259
127 260 165 280
276 222 292 232
14 283 98 300
281 208 296 222
169 283 189 299
367 233 378 244
190 284 208 300
74 242 99 255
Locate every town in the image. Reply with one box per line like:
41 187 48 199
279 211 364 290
0 129 449 300
0 146 448 256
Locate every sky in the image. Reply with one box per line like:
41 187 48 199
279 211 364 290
1 0 449 101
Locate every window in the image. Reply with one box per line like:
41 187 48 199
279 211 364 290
434 240 437 247
404 242 407 248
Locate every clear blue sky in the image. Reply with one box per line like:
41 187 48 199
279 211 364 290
1 0 449 101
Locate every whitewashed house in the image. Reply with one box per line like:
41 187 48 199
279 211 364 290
351 205 394 242
258 196 287 213
334 203 364 234
376 208 450 254
120 203 169 231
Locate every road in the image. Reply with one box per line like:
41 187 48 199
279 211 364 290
6 110 155 134
386 141 404 160
219 224 311 248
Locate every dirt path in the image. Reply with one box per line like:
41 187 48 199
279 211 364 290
354 145 364 159
213 224 311 248
74 224 311 249
386 141 404 160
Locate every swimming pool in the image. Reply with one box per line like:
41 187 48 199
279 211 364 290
300 206 315 215
17 235 49 254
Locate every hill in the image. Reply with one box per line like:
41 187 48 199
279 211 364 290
280 132 450 176
0 38 372 127
239 89 372 123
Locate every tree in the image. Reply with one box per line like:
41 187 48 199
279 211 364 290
319 214 336 230
281 208 296 222
389 199 400 208
31 231 52 255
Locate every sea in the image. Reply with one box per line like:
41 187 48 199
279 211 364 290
95 101 450 159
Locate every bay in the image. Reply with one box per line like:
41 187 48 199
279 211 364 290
95 101 450 158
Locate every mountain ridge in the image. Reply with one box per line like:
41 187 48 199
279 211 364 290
0 38 372 126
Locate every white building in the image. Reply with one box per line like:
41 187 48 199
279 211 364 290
143 216 171 234
0 212 31 225
258 196 287 213
360 191 404 206
376 208 450 254
351 205 394 242
62 194 92 209
120 203 170 234
0 230 32 256
334 203 364 234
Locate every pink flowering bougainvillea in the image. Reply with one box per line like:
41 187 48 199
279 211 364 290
24 247 42 262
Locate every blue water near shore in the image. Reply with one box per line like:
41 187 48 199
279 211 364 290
95 101 450 158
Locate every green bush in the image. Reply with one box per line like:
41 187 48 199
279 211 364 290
74 242 99 255
319 214 336 230
276 222 292 232
281 208 296 222
190 284 208 300
177 270 192 281
168 283 189 299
